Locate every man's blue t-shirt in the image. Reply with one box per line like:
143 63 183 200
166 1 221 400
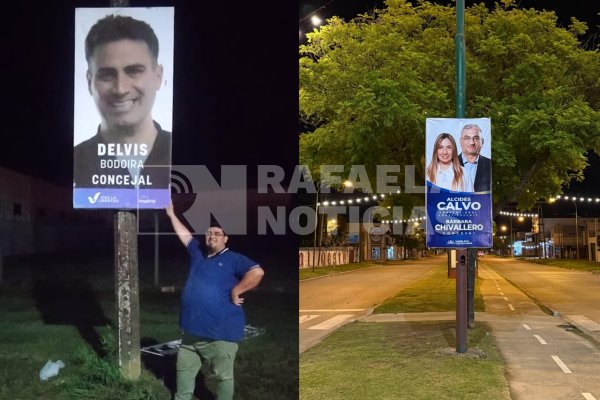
180 238 258 342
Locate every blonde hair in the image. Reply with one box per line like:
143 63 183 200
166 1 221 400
426 133 464 191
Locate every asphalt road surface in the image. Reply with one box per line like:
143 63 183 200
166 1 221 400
299 257 439 352
484 257 600 327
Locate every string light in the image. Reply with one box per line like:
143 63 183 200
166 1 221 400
499 211 538 218
382 216 427 224
553 194 600 203
317 193 385 207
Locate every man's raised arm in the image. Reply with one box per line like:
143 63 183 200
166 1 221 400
166 203 193 246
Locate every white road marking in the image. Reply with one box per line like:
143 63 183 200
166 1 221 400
582 393 597 400
522 324 531 330
300 309 364 312
308 314 354 330
508 304 515 311
500 292 505 296
551 355 573 374
503 297 509 301
569 315 600 332
497 288 502 291
299 315 320 324
533 334 547 345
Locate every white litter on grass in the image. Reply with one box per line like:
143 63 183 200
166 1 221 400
140 325 266 357
141 340 182 357
39 360 65 381
244 324 266 339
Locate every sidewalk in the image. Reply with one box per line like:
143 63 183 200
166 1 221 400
361 265 600 400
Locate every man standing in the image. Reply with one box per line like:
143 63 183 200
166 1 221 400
74 14 171 189
166 203 265 400
458 124 491 192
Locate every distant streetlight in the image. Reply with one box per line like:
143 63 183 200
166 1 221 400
310 15 322 26
327 218 338 237
505 218 523 257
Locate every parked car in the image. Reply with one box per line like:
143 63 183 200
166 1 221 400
477 250 484 257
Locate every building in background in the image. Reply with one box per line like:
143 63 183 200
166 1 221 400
0 167 111 256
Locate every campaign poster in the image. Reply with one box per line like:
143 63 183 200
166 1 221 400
73 7 174 209
425 118 492 248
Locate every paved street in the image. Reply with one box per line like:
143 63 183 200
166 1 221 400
484 257 600 325
476 261 600 400
301 255 600 399
299 258 438 353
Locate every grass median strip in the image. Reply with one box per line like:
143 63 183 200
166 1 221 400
300 262 510 399
300 320 511 400
375 264 485 313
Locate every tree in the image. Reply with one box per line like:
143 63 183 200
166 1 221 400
299 0 600 213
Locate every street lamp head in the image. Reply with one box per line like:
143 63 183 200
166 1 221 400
310 15 322 26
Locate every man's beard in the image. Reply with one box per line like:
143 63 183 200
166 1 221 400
110 122 137 137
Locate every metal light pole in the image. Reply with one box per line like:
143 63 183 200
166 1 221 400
312 184 320 272
454 0 468 353
576 203 580 261
509 218 513 257
317 202 326 267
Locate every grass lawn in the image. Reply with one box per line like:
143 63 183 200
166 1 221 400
375 264 485 313
0 250 297 400
528 258 600 273
300 320 510 400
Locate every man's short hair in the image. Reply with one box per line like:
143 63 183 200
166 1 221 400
85 15 159 63
461 124 482 135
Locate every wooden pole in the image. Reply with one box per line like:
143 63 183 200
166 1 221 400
115 211 140 380
108 0 140 380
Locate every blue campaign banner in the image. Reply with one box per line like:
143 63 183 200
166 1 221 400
73 188 171 209
425 182 492 247
425 118 492 248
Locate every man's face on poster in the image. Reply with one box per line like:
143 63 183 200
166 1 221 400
460 127 482 157
87 39 163 134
